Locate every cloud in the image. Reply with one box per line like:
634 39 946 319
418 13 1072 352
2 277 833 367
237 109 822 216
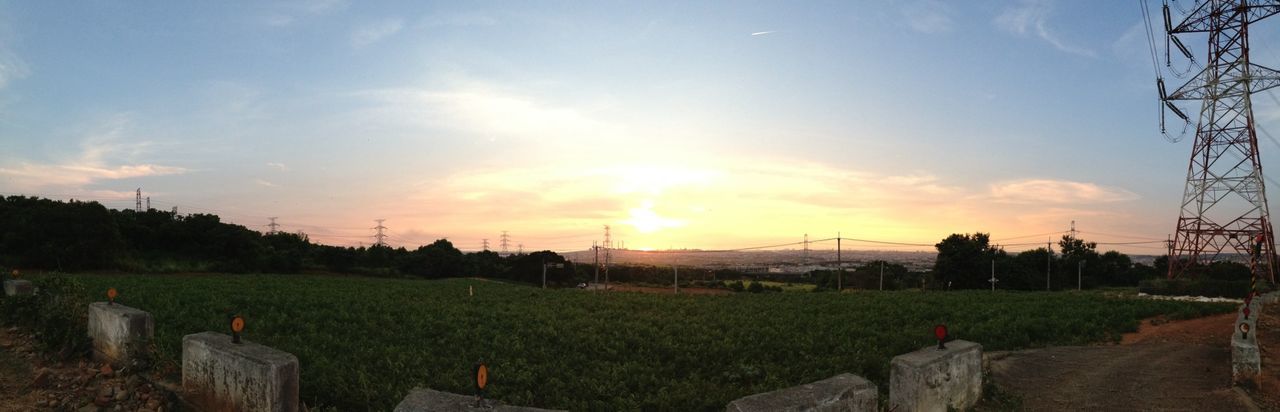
902 1 953 34
420 12 498 28
267 162 289 171
260 0 348 27
751 31 777 36
0 9 28 91
351 18 404 47
0 115 186 189
995 0 1096 57
989 179 1139 204
254 178 278 187
351 80 612 144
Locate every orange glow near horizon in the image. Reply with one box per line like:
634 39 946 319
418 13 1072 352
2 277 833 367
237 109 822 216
277 154 1161 255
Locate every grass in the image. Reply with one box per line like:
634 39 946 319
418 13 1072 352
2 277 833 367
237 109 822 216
16 273 1236 411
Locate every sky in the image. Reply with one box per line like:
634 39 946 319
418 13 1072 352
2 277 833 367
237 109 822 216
2 0 1279 254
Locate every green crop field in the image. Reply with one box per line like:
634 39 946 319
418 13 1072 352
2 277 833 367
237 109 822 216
17 274 1234 411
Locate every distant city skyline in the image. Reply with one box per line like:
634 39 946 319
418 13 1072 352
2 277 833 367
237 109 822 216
3 1 1278 254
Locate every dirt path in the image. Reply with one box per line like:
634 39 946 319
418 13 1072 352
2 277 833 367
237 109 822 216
987 312 1258 411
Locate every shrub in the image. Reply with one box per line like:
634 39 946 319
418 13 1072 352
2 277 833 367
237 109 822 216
1137 278 1267 298
1 276 94 357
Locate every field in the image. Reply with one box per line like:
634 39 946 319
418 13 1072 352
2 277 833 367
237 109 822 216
21 274 1234 411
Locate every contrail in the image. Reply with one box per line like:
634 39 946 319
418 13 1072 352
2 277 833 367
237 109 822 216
751 31 776 36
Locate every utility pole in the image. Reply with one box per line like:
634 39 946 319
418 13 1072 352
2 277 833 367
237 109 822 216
673 259 679 294
990 259 997 292
135 188 142 212
879 261 884 291
373 219 388 247
146 196 150 211
803 233 810 264
267 217 280 235
1046 241 1052 291
1078 260 1085 291
518 244 523 255
501 231 510 255
837 232 843 291
593 241 600 290
604 225 611 292
482 239 489 252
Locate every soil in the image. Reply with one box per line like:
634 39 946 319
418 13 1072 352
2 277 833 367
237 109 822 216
0 327 181 412
987 311 1268 411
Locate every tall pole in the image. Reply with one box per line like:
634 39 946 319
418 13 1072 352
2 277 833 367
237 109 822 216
541 259 547 289
837 232 843 291
991 259 996 292
674 260 679 294
879 261 884 291
1077 261 1083 291
593 242 599 291
1046 241 1052 291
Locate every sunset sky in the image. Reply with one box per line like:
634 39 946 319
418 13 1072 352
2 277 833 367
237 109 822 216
3 1 1279 254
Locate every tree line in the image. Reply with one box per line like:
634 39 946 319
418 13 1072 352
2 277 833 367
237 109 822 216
931 232 1255 290
0 196 582 284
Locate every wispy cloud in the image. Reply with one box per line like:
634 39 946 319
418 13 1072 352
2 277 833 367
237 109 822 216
420 12 497 28
267 162 289 171
0 9 28 91
989 179 1138 204
995 0 1096 57
254 178 278 187
0 115 186 189
351 18 404 48
902 1 953 34
751 30 777 36
350 80 612 144
260 0 349 27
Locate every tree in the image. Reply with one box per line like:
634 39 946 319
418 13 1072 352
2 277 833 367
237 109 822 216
933 233 1004 289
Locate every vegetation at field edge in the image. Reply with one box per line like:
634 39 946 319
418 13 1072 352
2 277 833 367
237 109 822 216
3 274 1233 411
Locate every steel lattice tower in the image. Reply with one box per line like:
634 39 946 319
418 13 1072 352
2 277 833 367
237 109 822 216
1161 0 1280 282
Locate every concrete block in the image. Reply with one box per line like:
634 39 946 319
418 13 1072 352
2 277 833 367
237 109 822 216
725 373 878 412
183 332 299 412
1232 299 1263 384
889 340 983 412
87 302 153 366
394 388 565 412
3 279 33 296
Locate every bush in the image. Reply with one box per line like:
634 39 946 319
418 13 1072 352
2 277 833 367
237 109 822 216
1137 278 1267 298
0 276 93 357
729 280 745 292
747 281 764 293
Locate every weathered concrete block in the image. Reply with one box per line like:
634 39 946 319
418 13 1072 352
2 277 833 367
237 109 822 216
394 388 565 412
183 332 299 412
87 302 153 366
1232 300 1263 384
3 279 33 296
725 373 878 412
889 340 982 412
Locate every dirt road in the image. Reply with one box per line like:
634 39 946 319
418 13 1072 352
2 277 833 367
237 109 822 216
987 312 1260 411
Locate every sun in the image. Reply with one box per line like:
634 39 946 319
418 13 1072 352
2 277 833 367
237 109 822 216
623 201 684 234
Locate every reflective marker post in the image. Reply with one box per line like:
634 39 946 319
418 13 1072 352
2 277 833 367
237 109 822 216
230 315 245 344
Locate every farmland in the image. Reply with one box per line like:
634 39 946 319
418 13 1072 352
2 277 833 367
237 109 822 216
19 274 1235 411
